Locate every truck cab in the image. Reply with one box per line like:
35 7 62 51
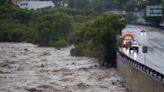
120 34 134 48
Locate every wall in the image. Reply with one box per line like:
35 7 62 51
117 52 164 92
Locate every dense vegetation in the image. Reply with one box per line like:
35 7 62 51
67 0 136 12
70 14 125 67
0 0 96 48
0 0 35 42
0 0 136 67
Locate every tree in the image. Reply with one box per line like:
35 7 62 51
147 0 162 5
94 0 113 12
112 0 120 10
124 0 138 11
52 0 62 7
0 20 26 42
111 0 128 10
36 12 73 47
0 0 12 5
71 14 125 68
13 9 35 25
68 0 90 10
67 0 115 12
0 0 6 5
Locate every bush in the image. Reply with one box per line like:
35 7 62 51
49 39 68 48
0 20 26 42
71 44 84 56
35 12 73 47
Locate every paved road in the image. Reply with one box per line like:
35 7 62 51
120 25 164 74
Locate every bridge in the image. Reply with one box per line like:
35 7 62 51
117 25 164 92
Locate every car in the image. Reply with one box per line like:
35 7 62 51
129 41 139 54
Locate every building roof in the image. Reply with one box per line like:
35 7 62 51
17 0 54 10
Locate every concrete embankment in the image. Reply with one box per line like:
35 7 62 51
117 52 164 92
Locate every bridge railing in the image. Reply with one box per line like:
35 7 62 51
118 50 164 84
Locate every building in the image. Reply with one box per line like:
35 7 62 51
11 0 23 4
12 0 54 10
11 0 16 4
11 0 19 4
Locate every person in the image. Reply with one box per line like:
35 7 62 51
128 41 132 47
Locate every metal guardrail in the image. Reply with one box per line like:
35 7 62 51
118 50 164 84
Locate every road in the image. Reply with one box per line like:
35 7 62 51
120 25 164 75
0 43 127 92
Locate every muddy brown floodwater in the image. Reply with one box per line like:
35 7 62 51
0 43 127 92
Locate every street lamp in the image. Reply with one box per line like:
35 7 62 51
140 29 146 46
140 29 148 65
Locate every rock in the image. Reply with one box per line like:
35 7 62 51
41 64 44 67
41 59 47 61
24 87 41 92
0 63 8 67
11 54 17 57
57 47 60 50
24 48 29 51
43 52 50 55
0 70 4 74
77 83 89 89
112 81 116 85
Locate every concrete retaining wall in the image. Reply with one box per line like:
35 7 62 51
117 53 164 92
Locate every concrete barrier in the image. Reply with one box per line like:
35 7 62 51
117 52 164 92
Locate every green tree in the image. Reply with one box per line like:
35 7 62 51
13 9 36 25
71 14 125 67
0 0 6 5
0 20 26 42
93 0 113 12
67 0 116 12
147 0 162 5
0 0 12 5
36 12 73 47
124 0 138 11
68 0 90 10
112 0 127 10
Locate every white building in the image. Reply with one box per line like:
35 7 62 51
17 0 54 10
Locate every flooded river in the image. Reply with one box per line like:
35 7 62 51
0 43 127 92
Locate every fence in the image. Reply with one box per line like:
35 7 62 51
117 50 164 92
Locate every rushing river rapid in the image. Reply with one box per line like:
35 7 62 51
0 43 127 92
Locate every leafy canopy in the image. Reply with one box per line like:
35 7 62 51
70 13 125 58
